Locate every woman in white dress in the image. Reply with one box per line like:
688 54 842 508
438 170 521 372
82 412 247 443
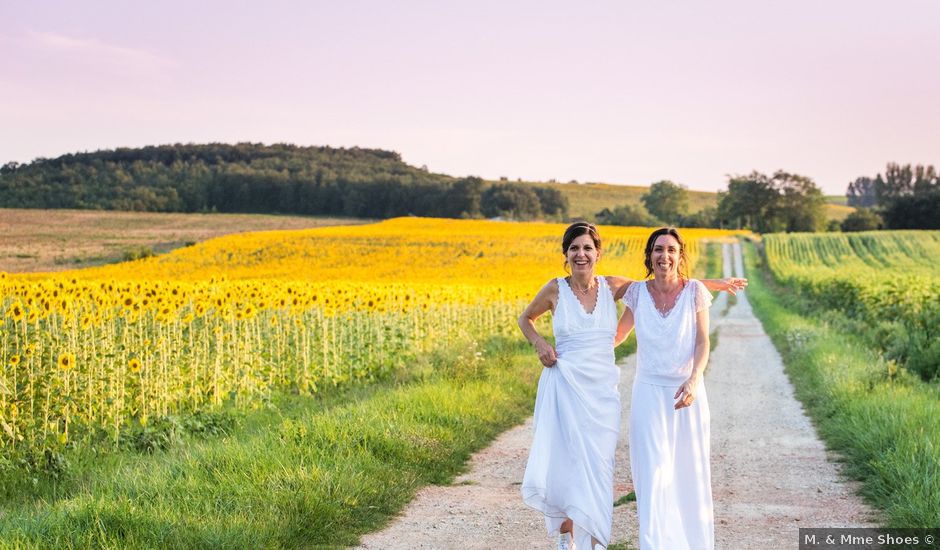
618 227 717 550
518 223 744 550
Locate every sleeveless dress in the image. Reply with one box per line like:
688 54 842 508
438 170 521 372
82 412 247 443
622 279 714 550
521 276 621 549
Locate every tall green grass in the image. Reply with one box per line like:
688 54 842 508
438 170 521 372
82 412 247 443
743 240 940 527
0 337 538 548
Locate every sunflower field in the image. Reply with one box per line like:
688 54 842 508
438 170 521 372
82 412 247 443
1 217 741 458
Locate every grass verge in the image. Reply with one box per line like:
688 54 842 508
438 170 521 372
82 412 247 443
0 337 539 548
742 239 940 528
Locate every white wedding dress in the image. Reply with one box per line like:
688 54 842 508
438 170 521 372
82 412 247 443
623 279 715 550
522 276 621 549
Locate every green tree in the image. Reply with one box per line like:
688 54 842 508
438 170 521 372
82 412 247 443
717 172 778 232
444 177 484 218
680 206 718 228
641 180 688 224
595 204 662 227
881 189 940 229
874 163 911 203
846 176 877 207
847 162 938 229
718 170 824 232
533 187 569 218
481 183 541 219
841 208 883 232
771 171 826 232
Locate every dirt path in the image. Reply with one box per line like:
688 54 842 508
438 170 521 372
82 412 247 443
356 242 876 549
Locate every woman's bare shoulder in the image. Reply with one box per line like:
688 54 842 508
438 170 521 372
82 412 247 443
533 278 561 302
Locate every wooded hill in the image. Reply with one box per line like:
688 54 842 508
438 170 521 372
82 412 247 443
0 143 511 219
0 142 851 224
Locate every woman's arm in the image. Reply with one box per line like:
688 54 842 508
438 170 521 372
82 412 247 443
610 276 746 299
518 280 560 368
675 302 710 410
615 306 635 347
701 277 747 295
606 275 633 301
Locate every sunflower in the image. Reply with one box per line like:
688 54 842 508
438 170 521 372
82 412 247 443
58 352 75 371
7 303 25 322
129 358 142 373
8 354 20 367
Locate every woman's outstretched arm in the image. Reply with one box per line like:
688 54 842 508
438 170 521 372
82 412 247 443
701 277 747 295
606 276 746 301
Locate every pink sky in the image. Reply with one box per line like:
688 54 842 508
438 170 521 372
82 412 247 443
2 1 938 195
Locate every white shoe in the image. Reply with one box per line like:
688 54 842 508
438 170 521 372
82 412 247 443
557 532 574 550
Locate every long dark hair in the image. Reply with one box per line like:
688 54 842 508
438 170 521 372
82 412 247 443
643 227 689 280
561 221 601 273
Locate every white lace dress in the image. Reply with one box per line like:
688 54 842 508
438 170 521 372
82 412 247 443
622 279 714 550
521 276 621 549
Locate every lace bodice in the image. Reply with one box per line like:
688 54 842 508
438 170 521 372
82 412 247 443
553 276 618 340
622 279 712 385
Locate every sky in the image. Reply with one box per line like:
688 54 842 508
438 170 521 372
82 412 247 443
2 1 938 195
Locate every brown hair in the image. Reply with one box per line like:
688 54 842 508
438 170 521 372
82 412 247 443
562 221 601 273
643 227 689 280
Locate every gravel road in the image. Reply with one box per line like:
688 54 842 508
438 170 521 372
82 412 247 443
357 242 876 549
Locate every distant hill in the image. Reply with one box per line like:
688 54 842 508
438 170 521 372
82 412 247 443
0 143 462 217
0 142 852 222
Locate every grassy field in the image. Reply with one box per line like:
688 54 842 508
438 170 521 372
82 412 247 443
0 208 369 273
520 180 719 219
744 239 939 527
501 180 854 222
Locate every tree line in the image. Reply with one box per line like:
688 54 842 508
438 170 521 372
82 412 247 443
845 163 939 230
4 143 933 232
597 164 937 233
0 143 567 221
598 173 827 233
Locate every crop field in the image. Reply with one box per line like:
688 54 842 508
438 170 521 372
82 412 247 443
0 207 368 273
763 231 940 380
0 217 741 461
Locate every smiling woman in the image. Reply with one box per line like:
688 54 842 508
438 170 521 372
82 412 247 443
618 227 716 550
518 221 622 550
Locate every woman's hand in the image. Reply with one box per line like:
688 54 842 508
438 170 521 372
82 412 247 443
674 377 697 409
721 277 748 295
534 338 558 367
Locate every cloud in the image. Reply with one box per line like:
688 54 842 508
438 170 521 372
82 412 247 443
25 29 178 73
